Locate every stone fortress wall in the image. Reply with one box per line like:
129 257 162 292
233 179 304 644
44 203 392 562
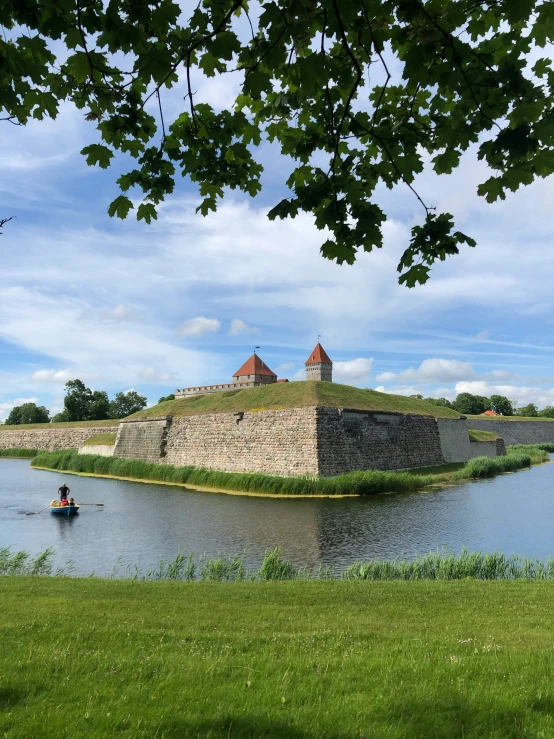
466 419 554 446
110 408 499 477
0 425 119 452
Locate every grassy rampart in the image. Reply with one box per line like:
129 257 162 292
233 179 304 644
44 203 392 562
3 572 554 737
128 381 462 420
468 428 498 441
82 432 116 446
30 446 547 497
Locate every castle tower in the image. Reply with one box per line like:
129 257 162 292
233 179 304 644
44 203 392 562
305 343 333 382
233 353 277 385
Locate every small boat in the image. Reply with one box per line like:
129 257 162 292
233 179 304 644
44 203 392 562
50 499 80 515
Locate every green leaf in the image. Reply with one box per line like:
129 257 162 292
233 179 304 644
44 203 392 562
81 144 114 169
108 195 134 219
137 202 158 224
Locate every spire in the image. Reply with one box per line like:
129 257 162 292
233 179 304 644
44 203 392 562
233 354 277 378
305 343 332 366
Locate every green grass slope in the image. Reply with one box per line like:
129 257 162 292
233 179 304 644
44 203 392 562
129 381 461 420
0 419 118 431
3 577 554 738
468 429 498 441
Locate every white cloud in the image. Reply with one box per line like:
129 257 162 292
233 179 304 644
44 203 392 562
176 317 222 337
138 368 178 384
277 362 295 372
334 358 373 384
376 358 476 384
229 319 260 336
475 330 490 342
30 369 74 383
98 305 144 323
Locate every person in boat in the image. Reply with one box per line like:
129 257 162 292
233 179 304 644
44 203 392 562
58 483 70 501
60 497 69 507
68 497 76 507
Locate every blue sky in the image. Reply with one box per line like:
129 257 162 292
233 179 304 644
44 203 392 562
2 68 554 419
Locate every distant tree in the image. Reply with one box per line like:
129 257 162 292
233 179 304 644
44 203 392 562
538 407 554 418
4 402 50 425
516 403 538 417
475 395 491 412
109 391 147 419
410 394 424 400
52 411 69 423
489 394 514 416
424 397 453 408
62 379 110 421
452 393 488 415
158 394 175 404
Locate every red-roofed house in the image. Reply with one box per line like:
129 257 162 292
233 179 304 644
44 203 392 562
482 409 500 416
233 354 277 386
305 343 333 382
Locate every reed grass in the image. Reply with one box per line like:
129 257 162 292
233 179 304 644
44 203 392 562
0 448 38 458
31 447 546 497
4 546 554 582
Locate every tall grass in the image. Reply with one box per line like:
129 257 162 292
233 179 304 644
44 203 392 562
508 443 554 454
0 448 38 458
31 448 546 497
5 546 554 582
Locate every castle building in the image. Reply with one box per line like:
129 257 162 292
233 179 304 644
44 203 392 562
175 353 278 397
175 343 333 397
233 354 277 385
305 343 333 382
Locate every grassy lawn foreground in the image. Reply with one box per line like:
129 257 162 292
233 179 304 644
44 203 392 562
2 579 554 738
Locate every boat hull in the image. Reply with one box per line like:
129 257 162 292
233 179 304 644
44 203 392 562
50 500 79 515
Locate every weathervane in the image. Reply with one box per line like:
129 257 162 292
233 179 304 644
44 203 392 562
254 346 260 354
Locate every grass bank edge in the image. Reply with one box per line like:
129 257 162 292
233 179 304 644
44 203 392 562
6 545 554 581
30 445 549 497
0 448 38 458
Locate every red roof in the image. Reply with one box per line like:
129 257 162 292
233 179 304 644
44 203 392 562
276 378 289 383
483 409 499 416
305 343 332 366
233 354 276 378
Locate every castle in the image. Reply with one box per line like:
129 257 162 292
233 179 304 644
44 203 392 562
175 343 333 397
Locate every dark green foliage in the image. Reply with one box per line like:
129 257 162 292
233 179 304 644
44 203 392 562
157 393 175 404
0 448 38 458
4 403 49 425
489 394 514 416
63 379 110 421
453 392 489 415
2 2 554 285
516 403 539 417
32 446 546 497
538 407 554 418
108 390 147 419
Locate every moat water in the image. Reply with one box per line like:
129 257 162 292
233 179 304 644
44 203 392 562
1 458 554 576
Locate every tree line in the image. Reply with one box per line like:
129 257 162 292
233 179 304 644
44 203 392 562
4 380 148 425
415 393 554 418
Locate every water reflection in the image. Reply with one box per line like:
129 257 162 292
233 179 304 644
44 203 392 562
1 458 554 576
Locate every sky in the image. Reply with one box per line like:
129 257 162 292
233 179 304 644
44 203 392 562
2 39 554 419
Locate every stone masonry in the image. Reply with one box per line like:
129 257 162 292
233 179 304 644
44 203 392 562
316 408 445 476
467 419 554 446
114 416 172 463
164 408 319 476
0 425 118 451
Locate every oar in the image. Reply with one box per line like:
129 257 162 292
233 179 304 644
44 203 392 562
26 505 51 516
76 503 104 506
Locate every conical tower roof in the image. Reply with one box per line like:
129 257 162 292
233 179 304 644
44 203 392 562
305 343 332 366
233 354 276 377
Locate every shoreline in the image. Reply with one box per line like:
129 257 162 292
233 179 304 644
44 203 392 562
30 457 550 499
30 465 361 498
